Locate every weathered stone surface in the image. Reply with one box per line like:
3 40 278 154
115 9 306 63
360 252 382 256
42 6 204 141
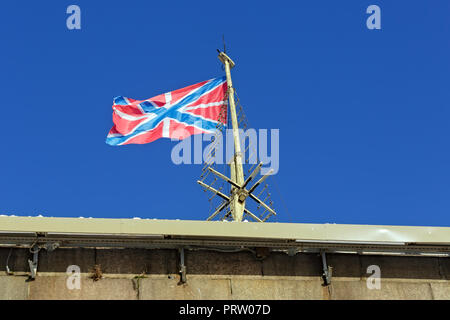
262 253 321 278
139 277 231 299
330 281 434 300
438 257 450 280
95 248 177 275
39 248 95 273
0 248 29 273
326 254 361 278
146 249 178 275
0 276 28 300
430 282 450 300
359 255 442 280
186 251 261 276
28 276 137 300
230 279 323 300
95 248 149 275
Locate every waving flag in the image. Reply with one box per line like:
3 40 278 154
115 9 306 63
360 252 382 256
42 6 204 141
106 77 227 146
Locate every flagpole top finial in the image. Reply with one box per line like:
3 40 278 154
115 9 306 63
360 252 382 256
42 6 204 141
218 51 235 69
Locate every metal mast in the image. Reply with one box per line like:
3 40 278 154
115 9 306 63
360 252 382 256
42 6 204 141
197 50 277 223
218 51 245 222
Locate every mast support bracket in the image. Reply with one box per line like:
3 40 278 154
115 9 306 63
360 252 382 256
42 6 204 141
321 251 332 286
178 248 187 284
27 245 39 281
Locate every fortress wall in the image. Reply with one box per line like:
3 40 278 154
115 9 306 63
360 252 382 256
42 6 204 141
0 248 449 300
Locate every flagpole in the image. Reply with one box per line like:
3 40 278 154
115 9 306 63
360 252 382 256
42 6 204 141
218 51 245 222
198 51 277 222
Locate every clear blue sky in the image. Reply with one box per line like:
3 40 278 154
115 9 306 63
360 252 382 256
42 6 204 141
1 1 449 226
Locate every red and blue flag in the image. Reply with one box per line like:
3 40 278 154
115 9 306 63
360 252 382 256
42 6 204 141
106 77 227 146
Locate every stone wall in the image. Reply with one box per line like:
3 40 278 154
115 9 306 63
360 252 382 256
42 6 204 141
0 248 448 300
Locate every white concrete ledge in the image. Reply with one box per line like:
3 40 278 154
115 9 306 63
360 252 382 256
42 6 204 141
0 216 449 245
